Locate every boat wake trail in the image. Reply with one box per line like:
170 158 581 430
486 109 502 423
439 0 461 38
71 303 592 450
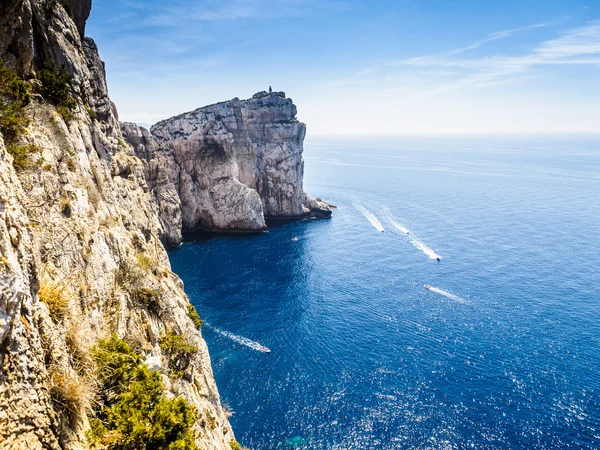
356 204 385 232
424 285 468 304
386 214 410 235
410 239 441 261
386 211 441 260
206 324 271 353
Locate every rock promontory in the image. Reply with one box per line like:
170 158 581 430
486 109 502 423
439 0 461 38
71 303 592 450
122 92 332 246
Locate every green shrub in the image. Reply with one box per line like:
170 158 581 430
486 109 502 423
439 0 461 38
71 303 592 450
0 105 29 143
57 104 76 123
89 335 199 449
229 439 241 450
187 304 202 329
85 105 97 120
160 330 197 380
6 143 41 171
36 62 77 123
132 287 161 311
0 62 30 149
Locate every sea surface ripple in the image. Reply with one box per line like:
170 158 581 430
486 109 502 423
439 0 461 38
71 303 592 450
170 135 600 449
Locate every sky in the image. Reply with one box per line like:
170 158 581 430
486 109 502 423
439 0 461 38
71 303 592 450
87 0 600 135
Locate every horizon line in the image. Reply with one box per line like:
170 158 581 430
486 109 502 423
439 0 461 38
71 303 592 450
306 130 600 137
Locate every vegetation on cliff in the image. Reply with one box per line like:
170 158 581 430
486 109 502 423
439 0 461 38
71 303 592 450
0 62 36 170
160 330 198 380
36 62 78 123
88 335 199 449
0 62 30 141
0 60 78 170
187 304 203 329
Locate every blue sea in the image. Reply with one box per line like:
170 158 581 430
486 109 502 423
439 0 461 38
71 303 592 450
169 135 600 450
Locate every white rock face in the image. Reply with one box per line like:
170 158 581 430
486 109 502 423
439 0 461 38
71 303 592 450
0 1 234 448
121 122 184 246
122 92 332 246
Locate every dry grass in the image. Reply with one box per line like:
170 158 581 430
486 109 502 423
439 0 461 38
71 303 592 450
85 180 100 207
38 280 69 322
222 402 234 418
65 156 76 172
65 323 96 377
135 252 155 272
204 409 217 430
50 365 96 425
115 258 144 290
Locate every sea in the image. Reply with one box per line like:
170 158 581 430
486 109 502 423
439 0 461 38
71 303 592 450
169 134 600 450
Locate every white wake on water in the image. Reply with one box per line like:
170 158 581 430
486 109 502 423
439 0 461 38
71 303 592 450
206 324 271 353
385 211 442 260
386 213 410 235
424 285 468 304
355 204 385 232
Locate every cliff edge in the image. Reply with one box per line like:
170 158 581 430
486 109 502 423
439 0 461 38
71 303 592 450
0 1 234 448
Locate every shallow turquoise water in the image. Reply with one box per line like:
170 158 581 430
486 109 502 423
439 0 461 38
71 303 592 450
169 135 600 449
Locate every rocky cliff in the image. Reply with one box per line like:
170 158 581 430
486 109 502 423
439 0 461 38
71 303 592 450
0 1 234 448
122 91 331 246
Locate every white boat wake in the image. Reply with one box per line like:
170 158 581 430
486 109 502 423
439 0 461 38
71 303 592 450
387 215 410 235
355 204 385 232
410 238 441 261
386 212 442 260
206 324 271 353
424 285 468 304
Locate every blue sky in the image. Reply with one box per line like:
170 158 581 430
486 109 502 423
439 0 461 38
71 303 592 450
87 0 600 134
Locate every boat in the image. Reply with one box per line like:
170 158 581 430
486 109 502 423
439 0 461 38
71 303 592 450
424 284 432 290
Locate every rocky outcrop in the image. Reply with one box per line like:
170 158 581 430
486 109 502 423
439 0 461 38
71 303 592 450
122 91 332 246
123 119 267 240
0 1 233 449
120 123 184 247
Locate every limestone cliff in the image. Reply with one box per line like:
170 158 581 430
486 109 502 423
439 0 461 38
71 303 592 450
0 1 234 448
122 91 332 246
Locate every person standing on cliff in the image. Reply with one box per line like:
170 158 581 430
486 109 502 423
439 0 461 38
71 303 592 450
269 86 272 94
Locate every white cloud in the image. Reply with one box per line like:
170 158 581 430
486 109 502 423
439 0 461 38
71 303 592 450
445 23 548 56
387 20 600 96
